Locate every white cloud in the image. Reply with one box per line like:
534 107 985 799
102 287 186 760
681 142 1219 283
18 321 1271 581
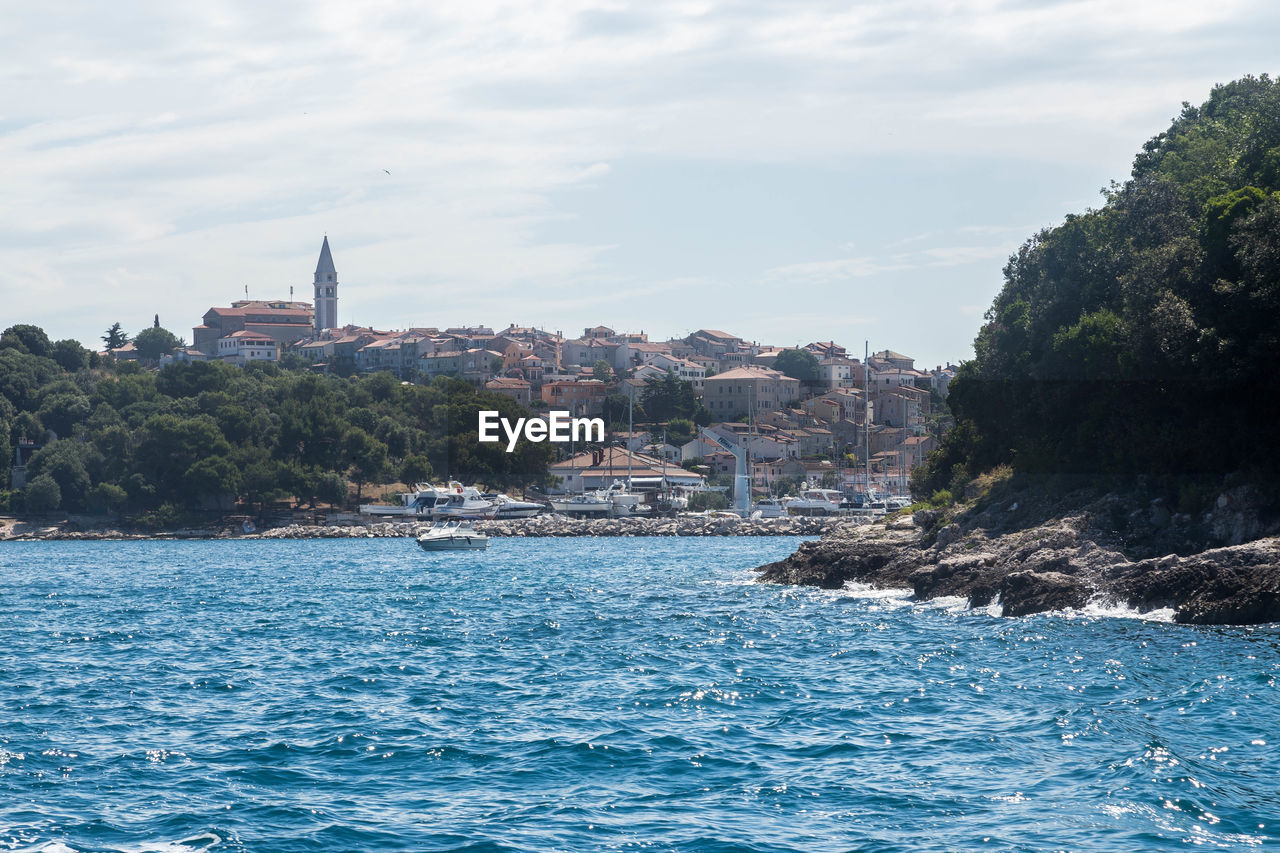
1 0 1276 367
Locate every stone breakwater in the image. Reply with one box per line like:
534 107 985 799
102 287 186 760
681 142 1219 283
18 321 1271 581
756 500 1280 625
253 514 853 539
1 514 853 540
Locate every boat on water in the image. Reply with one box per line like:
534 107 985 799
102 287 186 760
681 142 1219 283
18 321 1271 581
416 519 489 551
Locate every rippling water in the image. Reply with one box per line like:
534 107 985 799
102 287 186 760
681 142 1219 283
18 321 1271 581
1 538 1277 852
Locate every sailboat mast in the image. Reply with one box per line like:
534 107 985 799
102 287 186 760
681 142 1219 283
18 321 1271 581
864 340 871 498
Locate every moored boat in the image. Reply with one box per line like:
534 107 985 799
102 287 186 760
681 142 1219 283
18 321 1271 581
416 519 489 551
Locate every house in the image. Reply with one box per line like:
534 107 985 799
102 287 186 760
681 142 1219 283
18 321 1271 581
818 357 858 390
485 377 533 407
680 436 720 462
420 348 502 384
806 341 848 359
549 446 704 494
159 347 209 366
869 349 916 371
900 434 938 467
216 330 279 365
686 329 749 358
541 379 608 415
871 384 930 428
702 366 800 419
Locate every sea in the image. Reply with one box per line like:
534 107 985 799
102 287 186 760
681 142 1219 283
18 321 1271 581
1 537 1276 852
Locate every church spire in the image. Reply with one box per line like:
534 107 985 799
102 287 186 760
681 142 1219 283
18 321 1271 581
315 235 336 282
313 236 338 332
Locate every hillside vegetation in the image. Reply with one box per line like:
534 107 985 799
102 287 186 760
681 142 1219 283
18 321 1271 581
914 75 1280 512
0 333 555 520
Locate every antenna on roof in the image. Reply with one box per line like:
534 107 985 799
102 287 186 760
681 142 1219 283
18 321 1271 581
290 286 294 300
244 285 249 299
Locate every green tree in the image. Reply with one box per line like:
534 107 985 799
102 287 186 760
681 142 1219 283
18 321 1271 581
773 348 820 383
592 360 614 382
102 322 129 350
0 325 52 357
640 372 698 422
88 482 129 514
132 326 182 362
400 453 433 485
25 474 61 514
50 340 92 372
344 428 391 501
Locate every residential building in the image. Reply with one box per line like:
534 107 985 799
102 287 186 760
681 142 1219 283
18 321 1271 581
216 330 279 365
549 446 704 494
485 377 533 407
702 366 800 419
541 379 608 415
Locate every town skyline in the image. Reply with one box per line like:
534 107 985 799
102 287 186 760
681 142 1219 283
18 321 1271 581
6 3 1279 369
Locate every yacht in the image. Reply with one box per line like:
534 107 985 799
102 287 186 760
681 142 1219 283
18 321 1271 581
751 497 785 519
432 482 500 519
483 493 545 519
416 519 489 551
549 480 648 517
359 484 440 518
785 486 845 516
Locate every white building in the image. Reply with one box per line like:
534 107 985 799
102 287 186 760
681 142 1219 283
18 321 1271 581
217 330 279 365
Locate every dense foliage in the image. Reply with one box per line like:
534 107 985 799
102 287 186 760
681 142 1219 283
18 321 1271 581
0 343 557 516
915 76 1280 500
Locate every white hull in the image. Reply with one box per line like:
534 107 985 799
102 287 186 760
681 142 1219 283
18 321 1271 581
416 535 488 551
416 520 489 551
549 499 611 514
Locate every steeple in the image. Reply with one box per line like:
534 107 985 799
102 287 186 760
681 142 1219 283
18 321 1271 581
315 236 336 284
313 236 338 332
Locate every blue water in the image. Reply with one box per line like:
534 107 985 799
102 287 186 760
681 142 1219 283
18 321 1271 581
1 538 1277 852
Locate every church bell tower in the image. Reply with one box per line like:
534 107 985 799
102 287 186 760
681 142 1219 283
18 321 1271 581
313 236 338 332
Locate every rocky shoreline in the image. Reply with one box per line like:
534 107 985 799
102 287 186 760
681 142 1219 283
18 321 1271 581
756 488 1280 625
1 513 852 541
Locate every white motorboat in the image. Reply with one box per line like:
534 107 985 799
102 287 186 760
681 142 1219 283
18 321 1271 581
751 497 785 519
484 493 545 519
548 491 612 515
433 482 500 519
786 486 845 516
359 483 438 517
416 519 489 551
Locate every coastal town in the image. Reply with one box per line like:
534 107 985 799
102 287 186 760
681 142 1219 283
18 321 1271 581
97 237 958 513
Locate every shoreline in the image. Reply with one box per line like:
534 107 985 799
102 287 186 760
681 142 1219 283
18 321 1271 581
756 493 1280 625
0 513 857 541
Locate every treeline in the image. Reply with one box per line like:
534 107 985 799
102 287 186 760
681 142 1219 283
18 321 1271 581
914 75 1280 504
0 325 556 519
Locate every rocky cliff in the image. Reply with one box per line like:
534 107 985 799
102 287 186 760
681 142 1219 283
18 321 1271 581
757 486 1280 625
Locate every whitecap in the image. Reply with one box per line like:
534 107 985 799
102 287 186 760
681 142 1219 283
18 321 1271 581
838 581 913 601
1078 598 1177 623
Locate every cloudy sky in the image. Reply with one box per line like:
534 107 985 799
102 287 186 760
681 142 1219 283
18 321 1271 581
4 1 1278 367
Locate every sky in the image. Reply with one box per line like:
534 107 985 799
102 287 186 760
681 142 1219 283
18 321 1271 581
3 0 1278 368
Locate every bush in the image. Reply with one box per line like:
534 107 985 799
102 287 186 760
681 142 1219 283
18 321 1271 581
25 474 61 514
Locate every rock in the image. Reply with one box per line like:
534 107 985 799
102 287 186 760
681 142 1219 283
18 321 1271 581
754 488 1280 625
935 523 962 549
913 509 942 530
999 570 1089 617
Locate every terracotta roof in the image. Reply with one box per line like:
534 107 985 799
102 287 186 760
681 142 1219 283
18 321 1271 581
706 365 787 381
